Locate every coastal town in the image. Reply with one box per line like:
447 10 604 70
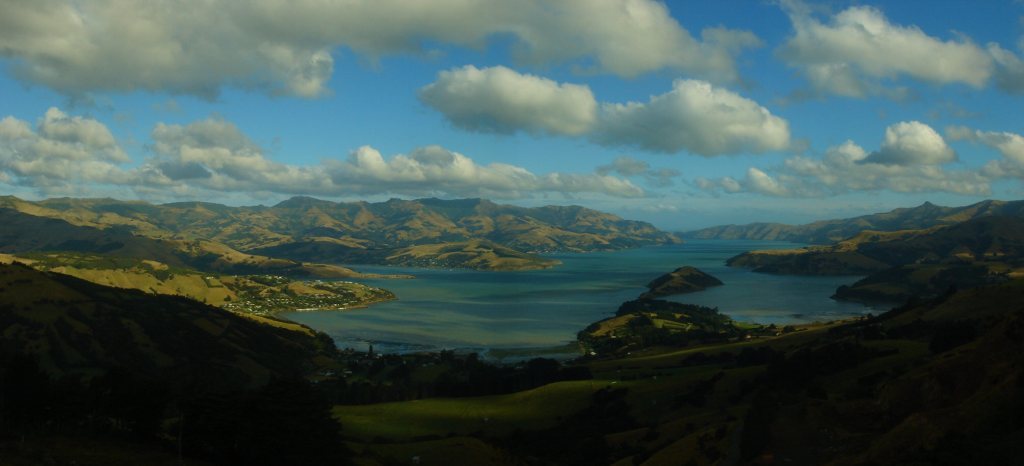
221 275 396 316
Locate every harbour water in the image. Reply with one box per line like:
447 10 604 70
281 240 879 354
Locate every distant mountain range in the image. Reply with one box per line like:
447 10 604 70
683 199 1024 244
0 195 680 271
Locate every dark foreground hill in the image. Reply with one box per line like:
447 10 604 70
0 263 350 465
0 263 335 389
684 199 1024 244
3 266 1023 464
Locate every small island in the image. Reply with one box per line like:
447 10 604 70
640 266 723 299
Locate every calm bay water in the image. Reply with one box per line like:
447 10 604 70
281 240 879 354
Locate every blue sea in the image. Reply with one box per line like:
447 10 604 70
281 240 880 355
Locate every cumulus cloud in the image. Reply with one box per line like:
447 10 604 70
0 108 131 190
744 167 790 196
148 120 645 198
327 145 644 198
697 123 989 198
0 108 646 200
0 0 759 98
593 80 791 155
419 65 596 136
596 155 681 187
947 126 1024 178
778 2 993 97
148 120 643 196
862 121 956 166
147 119 334 193
420 71 789 157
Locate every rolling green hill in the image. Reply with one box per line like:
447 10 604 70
684 199 1024 243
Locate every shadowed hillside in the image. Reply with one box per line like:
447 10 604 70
728 216 1024 303
0 263 352 465
0 263 335 388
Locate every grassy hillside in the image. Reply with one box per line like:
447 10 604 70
1 252 395 315
0 207 375 278
253 238 560 271
685 199 1024 243
578 298 766 357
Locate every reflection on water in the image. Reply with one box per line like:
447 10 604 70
281 240 879 354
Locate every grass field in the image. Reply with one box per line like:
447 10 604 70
334 380 609 440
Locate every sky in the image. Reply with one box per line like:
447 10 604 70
1 0 1023 230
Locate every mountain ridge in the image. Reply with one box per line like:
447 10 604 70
0 194 681 271
683 199 1024 244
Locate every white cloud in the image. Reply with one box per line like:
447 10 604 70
419 71 788 157
0 0 759 98
328 145 644 198
501 0 760 81
0 108 130 190
697 123 989 198
419 65 596 136
0 0 333 98
745 167 789 196
0 109 646 200
147 118 334 193
593 80 791 156
862 121 956 166
947 126 1024 178
779 3 993 97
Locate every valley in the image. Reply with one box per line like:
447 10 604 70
4 195 1024 465
5 3 1024 463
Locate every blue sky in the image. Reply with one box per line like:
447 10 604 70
1 0 1023 230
